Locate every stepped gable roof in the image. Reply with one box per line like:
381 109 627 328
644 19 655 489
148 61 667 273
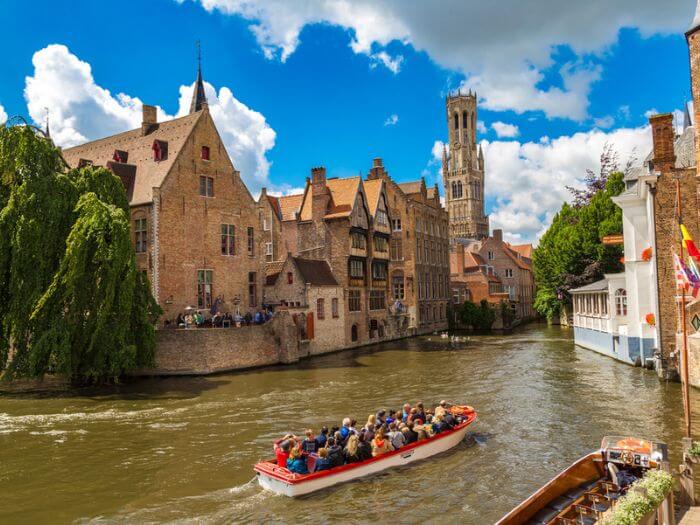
570 278 608 293
299 176 362 221
278 194 304 221
292 257 338 286
363 178 383 216
62 111 203 206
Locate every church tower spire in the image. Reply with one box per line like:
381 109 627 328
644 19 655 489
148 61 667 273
190 40 208 114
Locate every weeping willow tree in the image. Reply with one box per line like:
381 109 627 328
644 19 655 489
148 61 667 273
0 124 160 382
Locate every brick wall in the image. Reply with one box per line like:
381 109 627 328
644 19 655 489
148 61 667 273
145 310 299 375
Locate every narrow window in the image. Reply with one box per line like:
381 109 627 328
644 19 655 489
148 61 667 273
453 113 459 130
199 176 214 197
247 227 254 256
332 298 339 318
349 290 361 312
134 218 147 253
248 272 257 307
615 289 627 316
221 224 235 255
287 272 293 284
201 146 210 160
317 298 325 320
197 270 213 308
152 140 168 161
265 242 273 257
392 276 405 300
462 111 468 128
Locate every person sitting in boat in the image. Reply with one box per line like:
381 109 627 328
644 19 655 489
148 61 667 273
315 426 329 450
388 421 406 449
286 443 309 474
349 418 358 436
314 447 331 472
357 430 373 461
414 402 426 423
402 403 411 423
407 407 418 423
274 436 294 468
401 422 418 445
386 409 397 425
343 434 362 464
325 437 345 468
413 421 432 441
301 429 318 454
339 418 353 443
371 428 395 457
432 414 449 434
376 409 387 426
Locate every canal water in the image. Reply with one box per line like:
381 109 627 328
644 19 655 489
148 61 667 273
2 325 700 524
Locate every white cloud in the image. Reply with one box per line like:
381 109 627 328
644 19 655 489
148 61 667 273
593 115 615 129
431 139 445 162
483 124 652 244
384 113 399 126
477 120 487 134
491 121 519 138
185 0 689 120
24 44 276 193
0 104 6 124
370 51 404 73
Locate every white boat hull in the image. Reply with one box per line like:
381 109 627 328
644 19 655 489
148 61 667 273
255 420 473 497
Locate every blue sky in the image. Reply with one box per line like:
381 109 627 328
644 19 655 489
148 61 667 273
0 0 695 242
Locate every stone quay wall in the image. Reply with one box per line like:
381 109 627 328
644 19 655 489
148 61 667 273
142 310 301 375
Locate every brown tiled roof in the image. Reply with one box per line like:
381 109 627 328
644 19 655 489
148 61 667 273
503 244 532 271
63 111 204 205
267 195 282 220
398 181 423 195
292 257 338 285
278 194 304 221
299 176 361 221
264 260 285 276
363 178 383 216
509 243 533 258
464 252 486 269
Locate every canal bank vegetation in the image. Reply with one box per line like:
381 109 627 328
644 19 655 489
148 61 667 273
451 299 497 331
533 146 625 322
0 123 160 384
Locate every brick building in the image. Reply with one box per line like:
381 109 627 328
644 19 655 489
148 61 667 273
366 158 450 334
62 67 263 323
263 255 345 355
450 229 535 321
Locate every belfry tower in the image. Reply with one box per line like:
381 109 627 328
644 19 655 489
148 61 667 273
442 90 489 240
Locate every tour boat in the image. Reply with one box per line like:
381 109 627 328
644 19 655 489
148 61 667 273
253 406 477 497
496 436 668 525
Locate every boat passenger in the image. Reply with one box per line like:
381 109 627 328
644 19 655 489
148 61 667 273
339 417 352 442
371 429 395 457
388 421 406 449
364 414 376 432
344 434 362 464
386 409 397 425
357 431 373 461
274 437 293 468
376 409 387 426
315 426 329 449
407 407 418 423
415 402 426 423
432 414 448 434
286 444 309 474
402 403 411 422
314 447 331 472
349 418 358 436
403 422 418 445
302 429 318 454
326 437 345 468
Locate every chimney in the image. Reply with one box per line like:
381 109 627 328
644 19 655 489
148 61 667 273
450 245 465 275
493 229 503 243
142 105 157 136
310 166 330 221
649 113 676 171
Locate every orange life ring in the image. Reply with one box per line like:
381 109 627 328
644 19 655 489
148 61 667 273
615 438 651 455
449 405 475 417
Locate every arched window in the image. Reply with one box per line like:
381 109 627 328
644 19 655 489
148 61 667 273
453 113 459 130
351 324 358 342
474 180 481 200
456 181 463 198
615 289 627 316
462 111 468 128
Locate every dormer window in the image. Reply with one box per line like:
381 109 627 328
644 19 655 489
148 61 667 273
113 150 129 163
201 146 210 161
77 158 93 168
152 140 168 162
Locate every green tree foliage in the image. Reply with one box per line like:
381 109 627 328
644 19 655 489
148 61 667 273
0 124 160 382
456 300 496 331
533 168 625 320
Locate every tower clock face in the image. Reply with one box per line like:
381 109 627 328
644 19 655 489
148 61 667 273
453 142 461 150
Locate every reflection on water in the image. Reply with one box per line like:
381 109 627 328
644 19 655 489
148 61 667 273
1 325 698 524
